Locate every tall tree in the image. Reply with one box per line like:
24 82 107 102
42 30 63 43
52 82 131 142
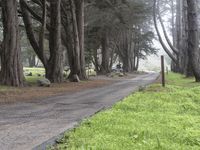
186 0 200 82
0 0 24 87
20 0 64 83
46 0 63 83
75 0 87 79
153 0 177 64
60 0 87 81
154 0 192 76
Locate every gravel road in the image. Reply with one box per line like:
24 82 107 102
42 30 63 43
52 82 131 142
0 73 159 150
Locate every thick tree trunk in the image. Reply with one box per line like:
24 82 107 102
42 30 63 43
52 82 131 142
122 57 130 72
182 0 193 77
122 34 131 72
60 5 75 80
185 58 193 77
68 0 81 81
46 0 63 83
75 0 87 80
39 0 47 65
0 0 24 87
177 0 187 74
176 0 182 53
61 0 86 81
21 0 64 83
186 0 200 81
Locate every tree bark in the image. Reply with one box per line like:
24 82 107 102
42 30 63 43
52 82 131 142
176 0 185 74
100 32 110 74
186 0 200 81
68 0 81 81
20 0 64 83
0 0 24 87
93 49 101 73
20 0 47 67
46 0 63 83
182 0 193 77
171 0 176 46
75 0 87 80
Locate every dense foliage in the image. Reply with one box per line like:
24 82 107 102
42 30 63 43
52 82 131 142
0 0 157 86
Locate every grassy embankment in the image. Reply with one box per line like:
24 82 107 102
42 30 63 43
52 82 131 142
52 73 200 150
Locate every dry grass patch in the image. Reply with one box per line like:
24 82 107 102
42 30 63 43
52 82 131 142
0 80 115 104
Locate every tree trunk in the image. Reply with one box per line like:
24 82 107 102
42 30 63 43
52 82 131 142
20 0 47 67
153 0 178 64
61 0 86 81
68 0 81 81
21 0 64 83
100 32 110 74
93 49 100 73
170 0 179 72
135 56 139 71
75 0 87 80
122 57 130 72
60 4 75 80
171 0 176 46
182 0 193 77
186 0 200 81
0 0 24 87
28 54 36 67
46 0 63 83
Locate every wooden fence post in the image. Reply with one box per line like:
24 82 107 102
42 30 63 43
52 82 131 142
161 55 165 87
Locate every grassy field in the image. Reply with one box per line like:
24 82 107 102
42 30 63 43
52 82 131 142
24 67 96 84
52 73 200 150
24 67 46 84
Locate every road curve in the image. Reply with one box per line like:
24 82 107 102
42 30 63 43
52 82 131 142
0 73 159 150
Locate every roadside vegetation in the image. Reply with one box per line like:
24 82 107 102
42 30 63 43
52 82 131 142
52 73 200 150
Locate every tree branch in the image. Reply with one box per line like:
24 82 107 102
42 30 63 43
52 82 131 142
153 0 178 63
157 0 179 55
20 0 47 66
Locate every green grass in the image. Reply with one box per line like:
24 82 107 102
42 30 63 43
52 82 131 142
52 73 200 150
24 67 96 84
86 68 97 77
24 67 46 84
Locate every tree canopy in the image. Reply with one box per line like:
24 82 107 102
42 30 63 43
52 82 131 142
2 0 199 86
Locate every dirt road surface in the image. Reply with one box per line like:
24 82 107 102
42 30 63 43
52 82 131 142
0 73 159 150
